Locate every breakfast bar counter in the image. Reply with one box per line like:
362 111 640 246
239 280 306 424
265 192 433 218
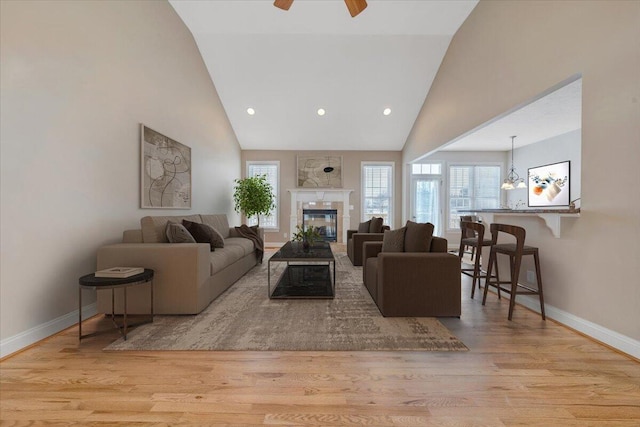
459 208 580 238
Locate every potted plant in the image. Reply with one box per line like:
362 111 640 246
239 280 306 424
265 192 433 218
292 224 321 251
232 175 275 227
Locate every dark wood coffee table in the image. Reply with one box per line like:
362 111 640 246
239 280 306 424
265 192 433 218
268 241 335 299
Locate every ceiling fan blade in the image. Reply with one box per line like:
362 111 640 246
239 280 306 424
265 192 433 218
344 0 367 17
273 0 294 11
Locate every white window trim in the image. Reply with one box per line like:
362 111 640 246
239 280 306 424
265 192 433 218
361 161 395 227
246 160 280 231
446 161 503 232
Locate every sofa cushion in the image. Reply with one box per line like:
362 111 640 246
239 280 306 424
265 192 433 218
357 220 371 233
182 220 223 251
224 237 255 256
141 215 202 243
404 221 434 253
208 238 254 275
369 217 384 233
200 214 230 239
165 222 196 244
382 227 406 252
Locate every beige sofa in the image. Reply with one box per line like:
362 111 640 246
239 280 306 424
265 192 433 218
96 214 262 315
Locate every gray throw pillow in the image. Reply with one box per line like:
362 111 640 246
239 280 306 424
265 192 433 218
369 217 384 233
357 220 371 233
382 227 406 252
182 220 224 251
165 222 196 244
404 220 434 252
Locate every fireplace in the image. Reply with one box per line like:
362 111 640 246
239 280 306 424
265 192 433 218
302 209 338 242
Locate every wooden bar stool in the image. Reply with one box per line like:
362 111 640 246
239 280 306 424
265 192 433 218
482 223 546 320
459 215 478 261
458 220 494 298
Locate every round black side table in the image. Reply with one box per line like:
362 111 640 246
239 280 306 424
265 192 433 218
78 269 154 341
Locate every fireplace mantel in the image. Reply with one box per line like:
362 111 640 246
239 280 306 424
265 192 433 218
288 189 354 243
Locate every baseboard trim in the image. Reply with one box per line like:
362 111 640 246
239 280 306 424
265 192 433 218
0 303 97 359
517 295 640 359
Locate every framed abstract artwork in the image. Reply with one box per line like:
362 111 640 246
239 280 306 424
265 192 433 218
140 124 191 209
528 161 570 207
297 155 343 188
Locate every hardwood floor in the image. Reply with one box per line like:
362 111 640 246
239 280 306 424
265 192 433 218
1 266 639 426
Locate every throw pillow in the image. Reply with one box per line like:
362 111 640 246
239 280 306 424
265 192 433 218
182 220 224 251
357 220 371 233
369 217 384 233
404 220 434 252
381 227 406 252
165 222 196 244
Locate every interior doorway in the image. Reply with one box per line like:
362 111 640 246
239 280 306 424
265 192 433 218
410 175 442 236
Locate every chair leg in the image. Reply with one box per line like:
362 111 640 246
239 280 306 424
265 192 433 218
534 251 546 320
482 249 496 305
507 253 522 320
471 245 482 299
470 246 476 261
493 254 501 299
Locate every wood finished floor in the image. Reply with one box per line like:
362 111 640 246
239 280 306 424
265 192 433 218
1 260 639 426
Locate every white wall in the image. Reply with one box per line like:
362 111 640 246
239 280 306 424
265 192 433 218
0 0 241 354
403 0 640 348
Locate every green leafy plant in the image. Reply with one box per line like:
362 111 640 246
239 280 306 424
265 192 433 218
291 224 321 246
232 175 275 227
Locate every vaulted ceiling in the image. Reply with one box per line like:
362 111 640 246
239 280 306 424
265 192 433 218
169 0 479 151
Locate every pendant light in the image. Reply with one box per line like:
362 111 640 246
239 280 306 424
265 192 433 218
501 136 527 190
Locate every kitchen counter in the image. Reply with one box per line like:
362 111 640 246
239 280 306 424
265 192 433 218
459 208 580 238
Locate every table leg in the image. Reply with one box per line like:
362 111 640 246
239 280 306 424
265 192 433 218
123 287 128 340
268 261 271 298
150 280 154 320
78 287 82 340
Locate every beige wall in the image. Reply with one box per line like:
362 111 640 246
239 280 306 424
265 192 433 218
403 1 640 340
242 151 403 243
0 1 241 347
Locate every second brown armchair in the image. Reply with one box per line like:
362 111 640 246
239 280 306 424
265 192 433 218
347 216 390 266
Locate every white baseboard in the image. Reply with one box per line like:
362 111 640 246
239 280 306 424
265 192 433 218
517 295 640 359
0 303 97 359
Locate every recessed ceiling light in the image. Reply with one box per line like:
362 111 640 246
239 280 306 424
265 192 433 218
383 108 391 116
246 107 255 115
317 108 326 116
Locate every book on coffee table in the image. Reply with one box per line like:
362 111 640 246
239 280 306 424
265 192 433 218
95 267 144 278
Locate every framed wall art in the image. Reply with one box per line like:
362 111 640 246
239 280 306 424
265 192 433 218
528 160 570 207
140 124 191 209
297 155 343 188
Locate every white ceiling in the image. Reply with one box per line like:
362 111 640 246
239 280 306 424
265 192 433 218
439 78 583 152
169 0 479 151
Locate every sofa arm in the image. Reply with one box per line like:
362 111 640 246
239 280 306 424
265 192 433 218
96 243 211 315
431 236 448 253
377 252 461 317
362 241 383 282
347 229 358 241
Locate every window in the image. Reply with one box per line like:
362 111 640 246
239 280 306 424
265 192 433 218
246 161 279 229
412 163 442 175
448 164 501 229
362 162 394 226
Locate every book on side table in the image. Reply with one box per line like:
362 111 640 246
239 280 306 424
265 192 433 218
95 267 144 278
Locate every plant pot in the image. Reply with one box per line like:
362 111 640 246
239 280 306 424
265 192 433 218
302 240 310 252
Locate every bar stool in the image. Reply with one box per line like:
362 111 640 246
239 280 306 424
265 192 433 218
458 220 494 298
459 215 478 260
482 223 545 320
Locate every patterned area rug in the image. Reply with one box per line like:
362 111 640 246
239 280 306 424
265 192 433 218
105 252 467 351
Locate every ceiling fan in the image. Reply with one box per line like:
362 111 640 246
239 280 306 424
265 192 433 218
274 0 368 18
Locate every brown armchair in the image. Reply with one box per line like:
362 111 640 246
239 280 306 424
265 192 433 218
347 227 389 266
362 236 461 317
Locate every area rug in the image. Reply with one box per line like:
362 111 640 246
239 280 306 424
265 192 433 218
105 252 467 351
